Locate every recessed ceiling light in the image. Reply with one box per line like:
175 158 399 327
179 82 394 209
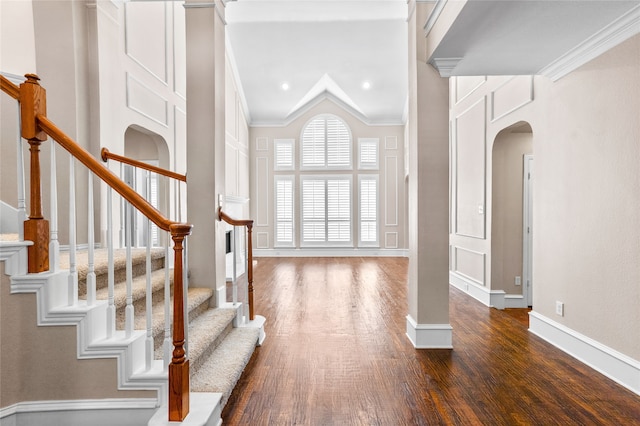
281 82 290 91
362 81 371 90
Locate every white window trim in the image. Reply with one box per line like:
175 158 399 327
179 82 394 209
358 138 379 170
274 175 296 248
274 138 295 171
299 174 353 247
300 114 353 171
358 174 379 247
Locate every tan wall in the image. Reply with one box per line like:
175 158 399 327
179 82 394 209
491 129 532 295
450 34 640 360
249 99 406 252
0 263 153 408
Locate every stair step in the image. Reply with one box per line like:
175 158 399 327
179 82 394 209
190 326 260 408
184 308 237 372
91 268 168 309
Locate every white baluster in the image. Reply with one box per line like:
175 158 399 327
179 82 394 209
162 236 172 370
16 106 26 241
107 186 115 338
86 171 96 305
68 158 78 306
49 143 59 272
145 171 153 370
125 201 134 338
232 227 238 306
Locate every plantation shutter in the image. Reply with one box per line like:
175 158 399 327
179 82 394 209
301 178 326 242
359 177 377 244
274 139 294 170
275 177 294 245
358 139 378 170
327 178 351 242
326 118 350 168
301 119 326 167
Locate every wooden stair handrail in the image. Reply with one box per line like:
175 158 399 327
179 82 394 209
101 147 187 182
3 73 192 421
218 207 255 321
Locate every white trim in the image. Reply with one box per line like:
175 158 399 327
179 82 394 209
423 0 448 36
429 57 463 78
490 75 534 122
405 315 453 349
539 4 640 82
504 294 527 309
529 311 640 396
149 392 222 426
450 272 505 310
254 248 408 258
0 399 159 426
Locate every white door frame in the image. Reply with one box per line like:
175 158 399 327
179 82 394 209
522 155 534 307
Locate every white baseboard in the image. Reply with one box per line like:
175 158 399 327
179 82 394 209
0 398 158 426
254 248 409 257
148 393 222 426
529 311 640 396
504 294 528 309
449 272 506 309
405 315 453 349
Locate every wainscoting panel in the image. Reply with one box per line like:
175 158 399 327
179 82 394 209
453 246 485 285
126 73 168 126
124 1 168 84
385 232 398 249
255 157 269 226
491 76 534 121
455 76 486 104
256 232 269 249
385 156 398 226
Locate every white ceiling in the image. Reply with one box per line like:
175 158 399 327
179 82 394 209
225 0 408 126
225 0 640 127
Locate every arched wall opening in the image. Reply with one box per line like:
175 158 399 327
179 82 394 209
490 121 533 307
122 125 171 247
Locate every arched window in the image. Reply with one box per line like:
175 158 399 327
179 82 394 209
301 115 351 169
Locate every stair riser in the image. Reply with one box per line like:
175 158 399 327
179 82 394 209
78 257 165 296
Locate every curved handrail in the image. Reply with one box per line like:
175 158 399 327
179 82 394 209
101 147 187 182
218 207 255 320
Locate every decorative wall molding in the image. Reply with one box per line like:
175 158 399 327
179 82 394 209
539 4 640 82
384 136 398 150
405 315 453 349
384 232 399 249
454 76 486 105
430 57 463 78
529 311 640 396
255 157 269 226
490 75 534 122
423 0 448 36
452 246 485 286
256 232 269 249
255 137 269 151
450 272 506 310
126 73 169 127
0 399 159 426
254 248 409 258
384 156 399 226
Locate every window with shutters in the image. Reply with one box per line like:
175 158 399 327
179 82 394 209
301 115 351 170
359 175 378 246
300 175 352 246
358 138 379 170
274 175 294 246
274 139 295 170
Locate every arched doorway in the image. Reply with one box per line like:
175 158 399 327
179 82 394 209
491 122 533 308
122 125 170 247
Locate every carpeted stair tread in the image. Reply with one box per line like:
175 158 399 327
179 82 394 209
123 287 214 336
0 234 20 242
190 326 260 407
181 308 237 367
91 268 168 306
60 248 165 282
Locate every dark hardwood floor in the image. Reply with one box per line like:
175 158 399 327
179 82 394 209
222 257 640 425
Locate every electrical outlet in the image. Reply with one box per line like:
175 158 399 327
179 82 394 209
555 301 564 316
515 276 521 286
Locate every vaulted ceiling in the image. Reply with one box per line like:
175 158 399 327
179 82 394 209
225 0 640 127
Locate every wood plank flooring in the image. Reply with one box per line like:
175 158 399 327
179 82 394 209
222 257 640 425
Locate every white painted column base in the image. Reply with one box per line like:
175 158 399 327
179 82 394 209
405 315 453 349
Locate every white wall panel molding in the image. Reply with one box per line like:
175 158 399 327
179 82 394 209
405 315 453 349
423 0 448 36
454 76 486 105
384 156 398 226
384 232 398 249
255 137 269 151
384 136 398 150
255 157 269 226
490 76 534 122
0 399 159 426
173 107 187 172
449 272 505 310
254 248 409 258
124 1 169 85
453 97 486 239
172 2 187 100
529 312 640 396
256 232 269 249
126 73 169 126
452 246 485 286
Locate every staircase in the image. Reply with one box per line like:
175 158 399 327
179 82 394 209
62 247 260 413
